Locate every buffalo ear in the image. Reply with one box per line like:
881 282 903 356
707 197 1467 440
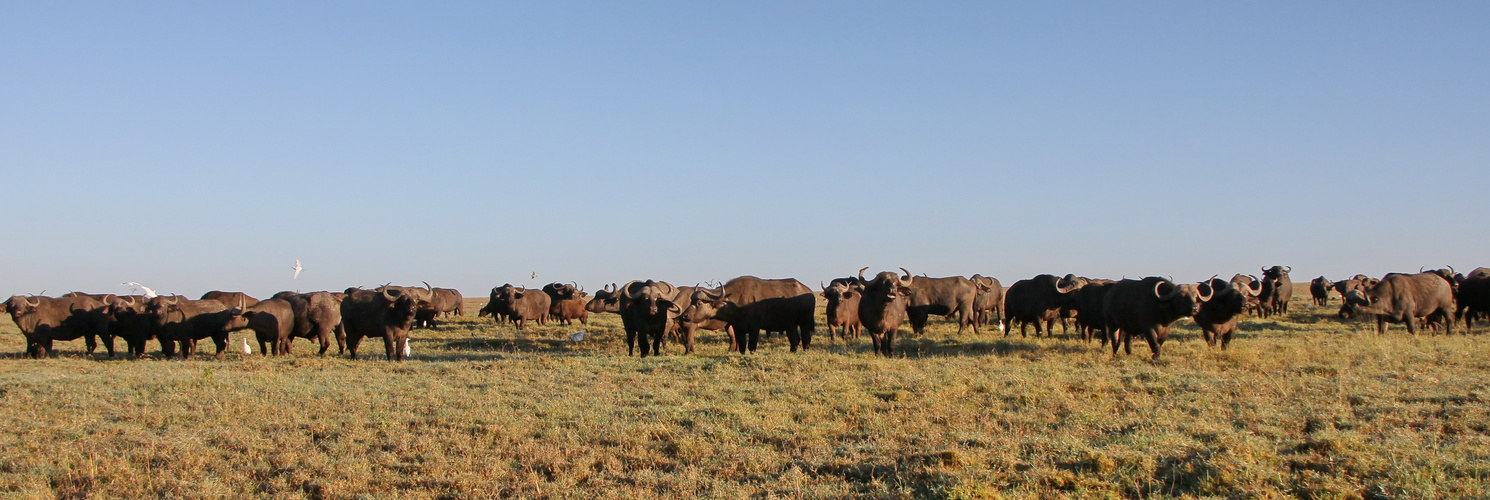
843 291 854 299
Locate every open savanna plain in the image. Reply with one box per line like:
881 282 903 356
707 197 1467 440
2 291 1489 499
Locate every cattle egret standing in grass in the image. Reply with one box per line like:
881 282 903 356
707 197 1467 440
402 340 411 358
122 282 158 298
241 338 251 355
292 260 303 280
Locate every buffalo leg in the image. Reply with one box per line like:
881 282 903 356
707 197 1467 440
908 310 929 335
102 335 117 358
1220 329 1234 349
626 330 638 356
383 335 398 361
1144 329 1161 359
211 335 228 360
882 329 896 356
85 335 98 356
787 327 800 352
317 333 331 356
346 334 363 360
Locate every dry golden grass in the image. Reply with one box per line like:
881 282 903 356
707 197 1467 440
0 292 1487 498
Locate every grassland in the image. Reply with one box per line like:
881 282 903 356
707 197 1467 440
1 291 1488 499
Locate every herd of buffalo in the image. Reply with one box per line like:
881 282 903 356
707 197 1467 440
5 265 1487 361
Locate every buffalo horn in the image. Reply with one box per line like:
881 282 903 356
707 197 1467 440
382 287 398 302
572 281 583 292
24 295 41 308
858 267 869 283
1196 283 1214 302
899 267 912 280
1154 280 1182 301
1284 266 1291 273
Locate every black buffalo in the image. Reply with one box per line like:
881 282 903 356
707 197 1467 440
414 282 463 329
1259 266 1293 316
1102 277 1211 358
1309 277 1333 306
1001 274 1082 337
224 298 296 355
1193 277 1253 349
340 286 418 361
683 276 815 354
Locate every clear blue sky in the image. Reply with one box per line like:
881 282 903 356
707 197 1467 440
3 2 1487 299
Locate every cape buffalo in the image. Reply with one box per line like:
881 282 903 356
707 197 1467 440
480 284 551 330
855 268 914 356
1309 277 1333 306
1103 277 1211 358
269 291 346 355
1001 274 1082 337
901 270 978 335
1457 269 1490 332
821 278 863 341
1339 272 1456 335
223 298 296 355
969 274 1004 333
1193 277 1253 349
1071 281 1116 343
1261 266 1293 315
200 291 259 308
414 282 463 328
541 282 589 326
620 280 681 357
340 286 419 361
106 295 160 356
682 276 815 354
146 295 234 359
4 295 112 358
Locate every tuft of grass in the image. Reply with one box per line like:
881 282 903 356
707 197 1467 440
0 292 1486 498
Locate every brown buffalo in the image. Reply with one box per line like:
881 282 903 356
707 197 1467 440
969 274 1005 333
414 282 463 329
224 298 296 355
541 282 589 326
901 270 979 335
855 268 914 356
200 291 259 308
269 291 346 355
821 278 863 341
1340 272 1456 335
145 295 234 359
4 295 112 358
480 284 551 330
1309 277 1333 306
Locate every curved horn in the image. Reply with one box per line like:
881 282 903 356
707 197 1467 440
858 267 869 283
1261 266 1268 273
820 281 827 290
1447 265 1456 275
382 287 398 302
621 280 643 300
1284 266 1291 273
572 281 583 292
1154 280 1182 300
899 267 912 280
1421 266 1427 273
165 295 180 305
24 295 41 308
899 273 914 288
1196 282 1214 302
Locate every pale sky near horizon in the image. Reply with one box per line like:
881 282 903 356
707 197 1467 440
2 2 1487 299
